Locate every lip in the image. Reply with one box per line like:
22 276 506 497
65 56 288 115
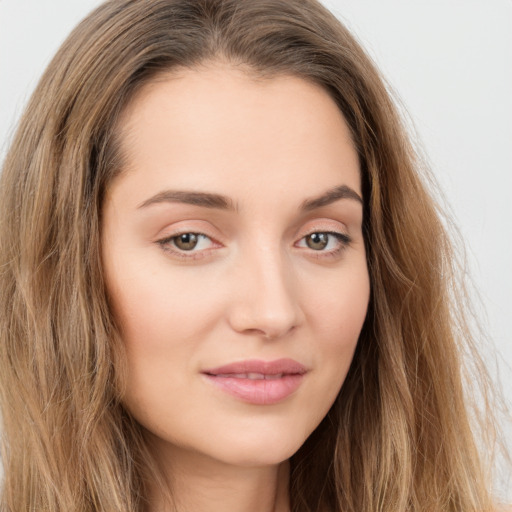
202 358 307 405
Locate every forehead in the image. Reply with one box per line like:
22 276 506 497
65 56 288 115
110 62 360 204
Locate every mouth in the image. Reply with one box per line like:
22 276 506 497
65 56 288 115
212 372 286 380
201 359 307 405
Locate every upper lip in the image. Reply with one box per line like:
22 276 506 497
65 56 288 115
203 358 307 376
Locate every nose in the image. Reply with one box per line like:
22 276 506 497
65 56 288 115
226 247 304 340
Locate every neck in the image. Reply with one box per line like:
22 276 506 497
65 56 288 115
146 443 291 512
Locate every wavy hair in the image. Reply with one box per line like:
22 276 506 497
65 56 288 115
0 0 502 510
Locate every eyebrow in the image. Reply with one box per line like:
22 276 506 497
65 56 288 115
138 190 236 210
299 184 363 211
137 184 363 211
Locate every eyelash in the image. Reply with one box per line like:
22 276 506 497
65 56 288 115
298 231 352 260
156 230 352 261
157 233 218 261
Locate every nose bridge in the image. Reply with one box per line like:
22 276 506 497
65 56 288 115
228 239 302 339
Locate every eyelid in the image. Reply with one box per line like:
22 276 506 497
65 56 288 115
154 219 353 261
294 219 353 259
153 219 224 244
155 224 224 261
299 230 351 244
295 219 350 241
295 230 351 252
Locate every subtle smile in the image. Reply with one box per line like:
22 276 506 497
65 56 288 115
202 359 308 405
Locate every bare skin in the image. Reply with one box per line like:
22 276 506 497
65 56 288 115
102 61 370 512
148 451 290 512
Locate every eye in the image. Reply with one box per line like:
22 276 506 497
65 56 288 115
296 231 351 253
305 232 329 250
158 232 215 253
173 233 206 251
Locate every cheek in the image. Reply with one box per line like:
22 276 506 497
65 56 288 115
306 258 370 342
106 265 222 431
306 260 369 383
109 261 223 349
104 259 228 417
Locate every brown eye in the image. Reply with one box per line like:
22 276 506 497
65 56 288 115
157 232 216 258
305 233 329 250
173 233 200 251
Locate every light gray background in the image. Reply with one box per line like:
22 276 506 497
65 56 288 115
1 0 511 499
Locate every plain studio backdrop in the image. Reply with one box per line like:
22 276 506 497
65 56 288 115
0 0 511 500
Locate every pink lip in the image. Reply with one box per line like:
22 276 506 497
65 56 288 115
202 358 307 405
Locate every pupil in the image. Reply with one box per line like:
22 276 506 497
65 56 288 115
307 233 328 250
175 233 198 250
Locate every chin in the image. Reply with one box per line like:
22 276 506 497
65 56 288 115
217 447 298 468
205 424 312 468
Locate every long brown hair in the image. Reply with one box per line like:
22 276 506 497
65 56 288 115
0 0 502 510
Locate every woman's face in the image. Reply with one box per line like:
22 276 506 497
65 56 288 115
102 63 370 468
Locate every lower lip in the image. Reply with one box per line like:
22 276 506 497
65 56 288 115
203 374 305 405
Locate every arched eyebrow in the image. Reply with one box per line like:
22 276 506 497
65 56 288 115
138 190 236 210
299 184 363 211
137 184 362 211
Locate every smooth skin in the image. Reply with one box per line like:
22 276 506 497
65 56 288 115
101 61 370 512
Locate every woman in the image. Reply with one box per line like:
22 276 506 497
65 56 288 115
0 0 506 510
